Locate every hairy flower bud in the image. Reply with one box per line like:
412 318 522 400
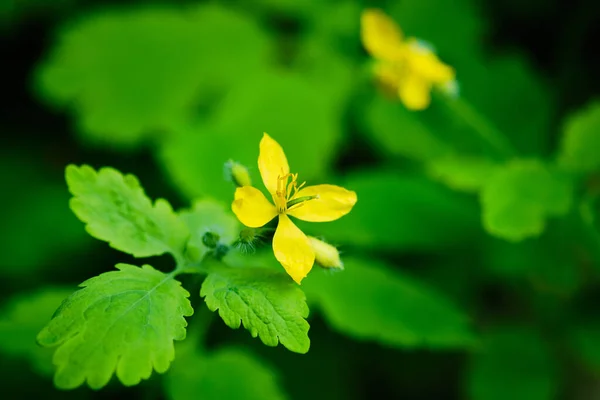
225 160 252 187
202 231 220 249
307 237 343 270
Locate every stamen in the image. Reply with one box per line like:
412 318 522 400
286 194 318 210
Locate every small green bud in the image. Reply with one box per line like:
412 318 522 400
233 228 263 253
213 243 229 260
307 237 343 270
202 231 220 249
225 160 252 187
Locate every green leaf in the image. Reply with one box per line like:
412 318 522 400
166 347 287 400
480 159 573 241
558 101 600 173
0 288 74 375
360 94 451 161
35 4 270 148
460 55 554 155
303 258 475 348
178 199 240 262
389 0 482 64
159 71 343 200
569 324 600 373
201 267 310 353
484 218 581 295
0 154 91 274
426 155 499 193
467 328 558 400
307 170 480 250
66 164 188 258
37 264 193 389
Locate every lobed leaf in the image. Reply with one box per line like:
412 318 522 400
201 267 310 353
480 159 573 241
35 4 270 147
37 264 193 389
302 258 475 348
66 164 188 258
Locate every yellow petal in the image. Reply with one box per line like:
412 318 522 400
406 39 455 84
361 9 404 62
273 214 314 284
231 186 277 228
373 61 401 95
287 184 357 222
398 73 431 110
258 133 290 195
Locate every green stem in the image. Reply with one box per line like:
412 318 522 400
439 94 517 160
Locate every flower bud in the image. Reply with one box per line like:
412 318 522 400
233 228 263 253
225 160 252 187
307 237 343 270
202 231 220 249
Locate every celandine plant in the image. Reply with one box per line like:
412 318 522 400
37 133 356 390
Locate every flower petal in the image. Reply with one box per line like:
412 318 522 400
288 184 357 222
398 73 431 110
273 214 314 284
232 186 277 228
258 133 290 195
361 9 404 62
406 39 455 84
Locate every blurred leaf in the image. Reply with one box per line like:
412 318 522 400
0 288 73 375
179 199 240 263
66 164 188 258
569 324 600 373
35 4 270 148
485 218 581 295
467 328 558 400
558 101 600 173
389 0 483 64
37 264 193 389
201 266 310 353
160 71 343 200
0 0 76 27
460 55 554 155
303 258 475 348
361 94 451 161
0 155 90 275
426 155 499 193
166 347 287 400
480 159 573 241
308 170 480 250
389 0 552 155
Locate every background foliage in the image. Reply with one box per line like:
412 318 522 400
1 0 600 399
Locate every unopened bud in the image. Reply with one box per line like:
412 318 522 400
234 228 263 253
225 160 252 187
308 237 343 270
213 243 229 260
202 231 220 249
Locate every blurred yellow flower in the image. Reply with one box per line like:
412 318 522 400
361 8 457 110
232 133 357 284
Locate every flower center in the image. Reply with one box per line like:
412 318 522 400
275 172 316 214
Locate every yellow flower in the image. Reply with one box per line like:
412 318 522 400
232 133 357 284
361 8 456 110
